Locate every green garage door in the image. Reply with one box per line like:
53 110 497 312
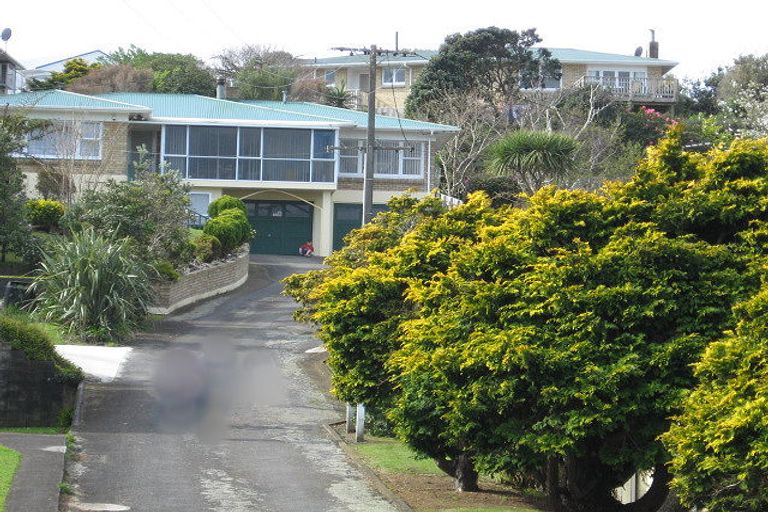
246 200 313 255
333 203 388 251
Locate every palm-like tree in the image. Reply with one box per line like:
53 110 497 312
486 130 578 195
323 82 354 109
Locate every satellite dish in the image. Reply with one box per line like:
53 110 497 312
634 46 643 57
1 28 11 42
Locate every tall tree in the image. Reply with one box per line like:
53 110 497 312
405 27 559 115
0 109 33 262
105 46 215 96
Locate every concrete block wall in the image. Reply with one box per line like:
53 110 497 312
561 64 588 87
150 249 250 315
0 344 76 427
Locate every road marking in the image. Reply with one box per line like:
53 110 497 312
71 504 130 511
41 445 66 453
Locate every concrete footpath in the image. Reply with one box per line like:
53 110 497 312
0 433 66 512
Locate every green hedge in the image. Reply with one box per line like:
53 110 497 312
24 199 65 230
208 195 246 218
0 315 83 384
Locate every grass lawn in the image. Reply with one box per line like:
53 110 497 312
0 444 21 512
349 436 443 475
347 435 544 512
0 307 73 346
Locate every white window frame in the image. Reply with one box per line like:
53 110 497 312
338 139 425 178
382 67 406 87
25 121 103 160
161 124 339 185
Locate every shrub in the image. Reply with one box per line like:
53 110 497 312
0 314 83 384
14 232 61 266
208 195 246 218
153 260 180 282
192 233 222 263
203 209 252 253
63 150 193 267
203 216 242 254
30 228 155 342
24 199 65 231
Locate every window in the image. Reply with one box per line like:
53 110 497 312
383 67 406 86
26 121 103 160
324 70 336 85
163 125 336 183
189 193 211 217
339 139 424 177
542 75 561 89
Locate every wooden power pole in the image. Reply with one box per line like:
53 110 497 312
363 44 377 226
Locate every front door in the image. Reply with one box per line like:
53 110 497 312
246 200 313 255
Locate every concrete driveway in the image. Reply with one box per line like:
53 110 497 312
66 255 397 512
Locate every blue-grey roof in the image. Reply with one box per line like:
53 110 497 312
304 47 677 68
241 100 458 132
1 89 149 111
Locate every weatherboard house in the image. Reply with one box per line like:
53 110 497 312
3 90 457 257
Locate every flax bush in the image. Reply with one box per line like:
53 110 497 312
30 228 154 342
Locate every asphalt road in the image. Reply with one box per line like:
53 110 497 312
67 256 398 512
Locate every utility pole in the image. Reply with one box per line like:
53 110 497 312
363 44 377 225
330 43 418 441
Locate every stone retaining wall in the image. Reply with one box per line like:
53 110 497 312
149 249 250 315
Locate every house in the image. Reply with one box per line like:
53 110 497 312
2 89 457 257
0 50 23 95
17 50 109 90
302 40 678 114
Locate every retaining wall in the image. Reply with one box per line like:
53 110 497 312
149 249 250 315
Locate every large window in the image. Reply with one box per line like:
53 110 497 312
383 67 406 86
26 121 103 160
163 125 336 183
324 70 336 86
338 139 425 177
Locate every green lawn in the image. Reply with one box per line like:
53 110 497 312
0 308 72 346
349 436 444 475
0 444 21 512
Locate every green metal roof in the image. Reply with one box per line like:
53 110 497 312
96 92 345 124
302 51 437 67
304 47 677 68
1 89 149 111
241 100 458 132
546 48 677 67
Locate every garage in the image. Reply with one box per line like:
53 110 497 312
333 203 388 251
246 200 313 255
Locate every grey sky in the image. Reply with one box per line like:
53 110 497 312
3 0 767 80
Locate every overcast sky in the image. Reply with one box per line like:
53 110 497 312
3 0 767 80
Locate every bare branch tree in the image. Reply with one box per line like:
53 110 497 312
415 91 507 198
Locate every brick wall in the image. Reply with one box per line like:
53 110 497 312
150 249 250 315
17 121 129 198
338 177 425 192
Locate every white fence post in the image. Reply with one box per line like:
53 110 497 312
355 403 366 442
346 402 355 434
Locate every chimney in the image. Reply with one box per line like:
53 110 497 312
649 29 659 59
216 77 226 99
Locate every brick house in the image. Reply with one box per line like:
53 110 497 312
2 89 457 257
